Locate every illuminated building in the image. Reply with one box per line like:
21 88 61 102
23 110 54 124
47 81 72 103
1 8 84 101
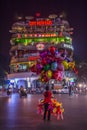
7 14 74 89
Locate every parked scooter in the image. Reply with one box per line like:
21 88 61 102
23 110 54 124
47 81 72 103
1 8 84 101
19 86 27 98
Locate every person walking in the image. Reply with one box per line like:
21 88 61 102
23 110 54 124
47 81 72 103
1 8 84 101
43 86 52 121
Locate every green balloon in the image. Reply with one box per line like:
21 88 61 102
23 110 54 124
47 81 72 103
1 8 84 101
44 64 50 71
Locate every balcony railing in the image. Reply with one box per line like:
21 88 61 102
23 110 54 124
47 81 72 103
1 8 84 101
10 57 28 63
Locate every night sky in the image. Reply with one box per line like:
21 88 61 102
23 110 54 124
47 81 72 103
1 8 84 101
0 0 87 72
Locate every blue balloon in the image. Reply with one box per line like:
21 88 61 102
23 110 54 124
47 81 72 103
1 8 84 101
51 62 58 71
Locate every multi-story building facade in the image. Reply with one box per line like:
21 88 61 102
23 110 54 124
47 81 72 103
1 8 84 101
7 14 74 89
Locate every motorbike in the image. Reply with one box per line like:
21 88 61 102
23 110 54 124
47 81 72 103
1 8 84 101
19 89 27 98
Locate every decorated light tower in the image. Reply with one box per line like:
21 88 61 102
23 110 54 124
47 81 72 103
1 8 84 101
7 13 77 89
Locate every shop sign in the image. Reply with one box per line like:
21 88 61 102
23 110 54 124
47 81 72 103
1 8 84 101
29 20 52 26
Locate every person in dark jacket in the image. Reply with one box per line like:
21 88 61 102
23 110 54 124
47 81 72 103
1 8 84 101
69 85 72 96
43 86 52 121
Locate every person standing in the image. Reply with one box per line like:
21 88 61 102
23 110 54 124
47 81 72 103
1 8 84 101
69 85 72 96
43 86 52 121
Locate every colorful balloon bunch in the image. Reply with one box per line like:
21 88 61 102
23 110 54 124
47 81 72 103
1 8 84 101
30 46 76 82
37 98 64 120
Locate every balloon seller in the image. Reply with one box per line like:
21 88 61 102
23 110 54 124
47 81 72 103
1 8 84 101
43 86 52 121
37 86 64 121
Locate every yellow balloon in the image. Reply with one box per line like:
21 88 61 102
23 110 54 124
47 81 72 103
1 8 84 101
53 108 57 113
62 61 69 70
46 70 52 78
61 108 64 113
68 61 75 69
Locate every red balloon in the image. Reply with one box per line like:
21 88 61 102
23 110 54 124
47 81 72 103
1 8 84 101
44 77 49 82
52 71 58 79
41 58 47 65
49 46 56 54
58 77 62 81
41 76 49 82
30 65 36 72
53 70 63 81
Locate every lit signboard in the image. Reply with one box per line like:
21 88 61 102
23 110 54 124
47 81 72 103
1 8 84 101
36 43 45 50
29 20 52 26
63 44 74 50
17 33 58 38
28 56 40 61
